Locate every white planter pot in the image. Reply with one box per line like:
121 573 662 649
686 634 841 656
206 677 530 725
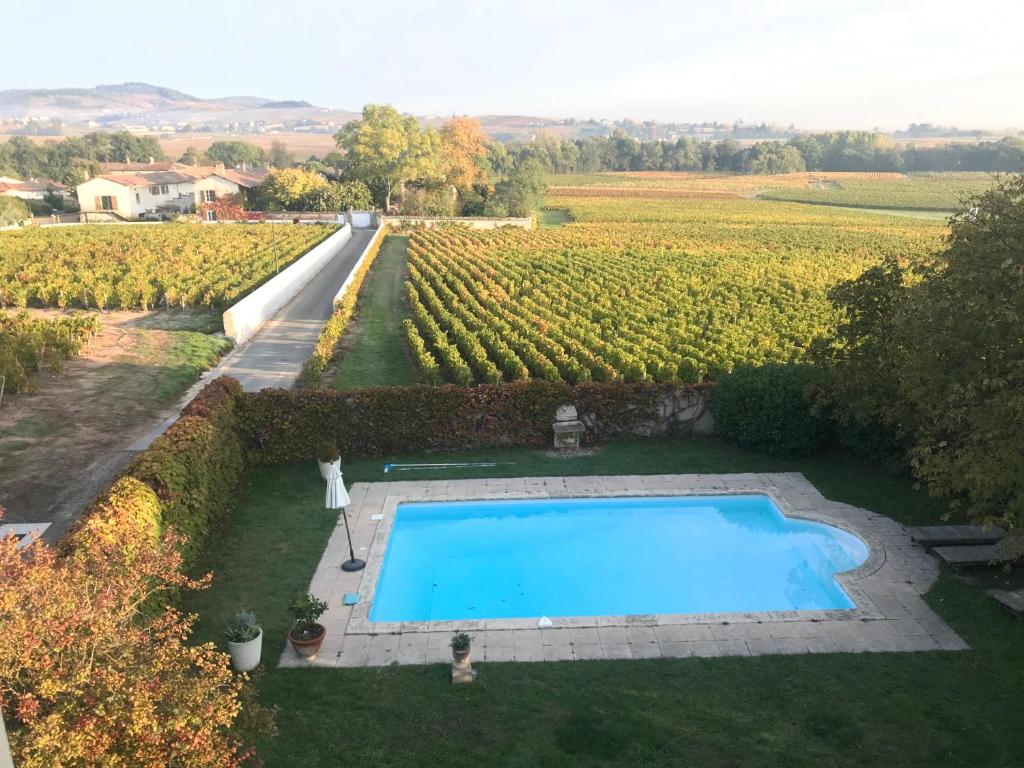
227 629 263 672
318 458 341 480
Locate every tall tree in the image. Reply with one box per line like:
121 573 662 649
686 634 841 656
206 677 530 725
206 141 267 168
178 146 207 166
820 174 1024 554
334 104 442 210
439 117 489 192
268 140 293 169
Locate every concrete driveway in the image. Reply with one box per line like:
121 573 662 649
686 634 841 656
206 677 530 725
217 227 376 391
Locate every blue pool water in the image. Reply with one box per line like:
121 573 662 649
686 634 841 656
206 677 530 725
368 495 868 622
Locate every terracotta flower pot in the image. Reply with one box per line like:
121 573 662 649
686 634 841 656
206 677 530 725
288 623 326 659
452 647 471 664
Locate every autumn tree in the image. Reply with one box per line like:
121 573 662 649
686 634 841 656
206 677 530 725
334 104 442 211
260 168 371 212
0 485 263 767
439 117 489 192
260 168 329 211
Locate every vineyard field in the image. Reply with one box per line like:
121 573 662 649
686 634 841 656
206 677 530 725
758 172 996 210
401 195 944 385
0 223 336 311
548 171 998 210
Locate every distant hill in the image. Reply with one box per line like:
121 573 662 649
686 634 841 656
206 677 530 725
0 82 578 140
0 82 353 130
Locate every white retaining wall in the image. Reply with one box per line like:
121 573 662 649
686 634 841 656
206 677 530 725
333 225 386 303
222 223 352 344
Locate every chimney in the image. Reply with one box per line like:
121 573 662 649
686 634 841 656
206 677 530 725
241 161 247 172
216 162 225 173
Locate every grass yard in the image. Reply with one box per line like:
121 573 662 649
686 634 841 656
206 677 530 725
330 235 417 389
184 437 1024 767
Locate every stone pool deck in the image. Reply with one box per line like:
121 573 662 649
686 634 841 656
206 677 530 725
280 473 967 668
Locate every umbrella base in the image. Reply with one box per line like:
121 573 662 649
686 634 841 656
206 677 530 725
341 558 366 572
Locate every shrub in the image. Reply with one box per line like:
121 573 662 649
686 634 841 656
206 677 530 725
711 364 831 457
0 196 29 226
237 380 711 465
225 610 261 644
125 382 243 568
317 440 340 463
288 594 327 641
2 509 258 767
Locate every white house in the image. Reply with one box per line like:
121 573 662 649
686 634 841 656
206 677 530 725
0 177 68 202
191 166 271 218
76 163 270 220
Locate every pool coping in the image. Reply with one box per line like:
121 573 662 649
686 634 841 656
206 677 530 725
282 473 966 667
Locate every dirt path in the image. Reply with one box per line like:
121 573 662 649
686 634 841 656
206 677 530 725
0 310 228 540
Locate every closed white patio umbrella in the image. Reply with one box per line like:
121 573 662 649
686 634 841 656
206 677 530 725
324 462 351 510
323 462 364 572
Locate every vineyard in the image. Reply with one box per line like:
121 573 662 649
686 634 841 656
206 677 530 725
0 223 335 311
548 171 998 211
0 311 99 393
758 172 996 210
400 195 944 385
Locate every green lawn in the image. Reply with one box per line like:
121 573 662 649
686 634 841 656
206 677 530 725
331 235 417 389
185 438 1024 767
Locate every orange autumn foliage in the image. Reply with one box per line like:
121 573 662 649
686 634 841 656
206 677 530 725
439 116 489 192
0 487 255 768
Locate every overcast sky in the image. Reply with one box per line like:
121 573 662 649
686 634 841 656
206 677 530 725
4 0 1023 129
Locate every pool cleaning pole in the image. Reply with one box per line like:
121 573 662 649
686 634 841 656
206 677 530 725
340 506 365 572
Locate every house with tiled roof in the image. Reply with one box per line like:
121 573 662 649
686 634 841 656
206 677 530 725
0 176 68 202
76 162 270 220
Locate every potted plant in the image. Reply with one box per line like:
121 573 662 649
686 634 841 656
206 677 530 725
288 593 328 659
317 440 341 480
451 631 472 664
225 610 263 672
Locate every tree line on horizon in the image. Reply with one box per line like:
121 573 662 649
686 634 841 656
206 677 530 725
508 130 1024 175
2 116 1022 216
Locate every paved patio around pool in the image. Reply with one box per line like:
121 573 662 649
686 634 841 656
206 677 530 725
280 473 967 668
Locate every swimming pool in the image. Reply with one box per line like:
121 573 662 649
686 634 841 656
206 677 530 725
368 495 868 623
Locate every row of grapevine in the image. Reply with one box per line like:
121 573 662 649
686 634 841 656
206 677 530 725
0 223 335 311
402 319 441 384
401 192 943 385
0 311 100 393
298 228 387 387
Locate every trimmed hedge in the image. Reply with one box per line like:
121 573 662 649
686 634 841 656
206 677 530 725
64 377 245 570
710 363 830 458
237 380 711 464
60 476 162 561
